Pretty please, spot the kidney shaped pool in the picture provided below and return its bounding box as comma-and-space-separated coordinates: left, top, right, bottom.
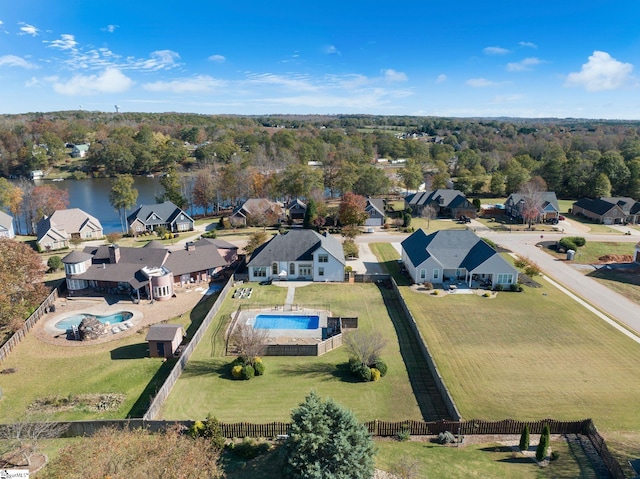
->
55, 311, 133, 331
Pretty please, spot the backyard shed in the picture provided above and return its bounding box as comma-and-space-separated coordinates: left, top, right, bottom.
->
145, 324, 184, 358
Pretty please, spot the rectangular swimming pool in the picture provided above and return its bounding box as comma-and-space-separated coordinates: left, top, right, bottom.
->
254, 314, 320, 330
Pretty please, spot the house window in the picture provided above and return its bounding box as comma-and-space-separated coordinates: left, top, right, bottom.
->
419, 269, 426, 280
497, 273, 514, 284
289, 263, 295, 275
318, 254, 328, 263
319, 267, 324, 277
254, 267, 266, 278
272, 263, 278, 275
433, 269, 439, 280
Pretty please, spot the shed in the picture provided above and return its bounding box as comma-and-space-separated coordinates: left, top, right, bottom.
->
145, 324, 184, 358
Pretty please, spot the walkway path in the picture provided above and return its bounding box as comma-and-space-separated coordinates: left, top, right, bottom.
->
285, 286, 295, 306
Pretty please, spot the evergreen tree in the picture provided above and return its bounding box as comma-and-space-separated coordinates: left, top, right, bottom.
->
535, 424, 550, 461
519, 424, 530, 451
303, 199, 317, 229
283, 391, 375, 479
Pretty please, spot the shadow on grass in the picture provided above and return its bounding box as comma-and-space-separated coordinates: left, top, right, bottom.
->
480, 445, 516, 453
279, 362, 360, 383
126, 358, 178, 418
110, 342, 148, 360
223, 445, 283, 479
179, 359, 231, 379
496, 456, 535, 464
588, 266, 640, 287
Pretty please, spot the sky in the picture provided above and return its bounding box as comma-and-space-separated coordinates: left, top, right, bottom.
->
1, 1, 639, 119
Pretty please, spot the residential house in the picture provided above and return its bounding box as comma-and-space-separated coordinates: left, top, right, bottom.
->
0, 211, 15, 239
36, 208, 103, 251
286, 198, 307, 221
71, 143, 90, 158
127, 200, 194, 234
405, 189, 476, 219
229, 198, 283, 227
364, 197, 386, 226
571, 198, 629, 224
145, 324, 184, 358
62, 239, 230, 300
401, 229, 518, 287
635, 242, 640, 264
247, 229, 345, 282
504, 192, 560, 223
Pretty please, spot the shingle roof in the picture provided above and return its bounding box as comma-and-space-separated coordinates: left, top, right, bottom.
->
366, 197, 385, 216
164, 242, 228, 276
36, 208, 102, 242
573, 198, 620, 216
405, 189, 470, 208
62, 250, 93, 263
506, 192, 559, 212
127, 201, 192, 226
248, 229, 345, 266
603, 197, 637, 214
145, 324, 183, 342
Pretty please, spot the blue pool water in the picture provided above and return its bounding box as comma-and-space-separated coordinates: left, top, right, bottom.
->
55, 311, 133, 331
254, 314, 319, 330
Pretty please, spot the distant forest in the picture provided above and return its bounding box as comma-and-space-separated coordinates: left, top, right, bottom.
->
1, 111, 640, 202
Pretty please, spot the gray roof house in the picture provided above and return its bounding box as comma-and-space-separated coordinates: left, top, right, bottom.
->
127, 200, 194, 234
247, 229, 345, 282
571, 198, 633, 224
365, 197, 386, 226
505, 192, 559, 222
401, 229, 517, 287
71, 143, 90, 158
36, 208, 103, 251
0, 211, 15, 239
405, 189, 476, 219
230, 198, 284, 227
286, 198, 307, 220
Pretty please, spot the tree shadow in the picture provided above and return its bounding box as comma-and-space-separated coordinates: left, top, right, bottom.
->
480, 445, 516, 453
110, 342, 148, 360
278, 362, 359, 383
126, 358, 177, 418
496, 456, 535, 464
179, 359, 230, 379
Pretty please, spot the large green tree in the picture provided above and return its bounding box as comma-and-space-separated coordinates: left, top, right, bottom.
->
283, 391, 375, 479
109, 175, 139, 233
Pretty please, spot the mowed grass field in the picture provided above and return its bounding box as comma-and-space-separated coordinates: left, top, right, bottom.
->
0, 294, 217, 422
371, 242, 640, 464
160, 283, 422, 422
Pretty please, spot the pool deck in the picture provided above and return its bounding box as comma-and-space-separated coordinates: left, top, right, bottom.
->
236, 307, 330, 344
33, 284, 209, 347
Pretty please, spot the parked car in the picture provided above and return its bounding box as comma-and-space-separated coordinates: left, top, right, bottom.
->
458, 215, 471, 223
546, 217, 559, 225
558, 215, 566, 221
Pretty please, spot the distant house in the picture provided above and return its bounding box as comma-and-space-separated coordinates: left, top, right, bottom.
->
286, 198, 307, 221
62, 239, 230, 300
230, 198, 283, 227
30, 170, 44, 180
0, 211, 15, 239
127, 200, 194, 234
36, 208, 103, 251
505, 192, 559, 223
635, 242, 640, 264
71, 143, 90, 158
247, 229, 345, 282
146, 324, 184, 358
571, 198, 633, 225
401, 229, 517, 287
405, 189, 476, 219
364, 197, 385, 226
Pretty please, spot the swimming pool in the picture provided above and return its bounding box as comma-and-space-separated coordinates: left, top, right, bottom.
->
54, 311, 133, 331
253, 314, 320, 330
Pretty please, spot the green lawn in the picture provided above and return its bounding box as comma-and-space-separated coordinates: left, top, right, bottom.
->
545, 241, 635, 264
0, 294, 218, 422
160, 283, 422, 422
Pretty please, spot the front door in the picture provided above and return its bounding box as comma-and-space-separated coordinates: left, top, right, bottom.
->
299, 265, 312, 278
157, 343, 165, 357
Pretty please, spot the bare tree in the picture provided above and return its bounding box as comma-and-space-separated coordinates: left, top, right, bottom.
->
420, 204, 437, 230
0, 413, 69, 468
518, 177, 546, 228
344, 330, 388, 366
230, 324, 269, 363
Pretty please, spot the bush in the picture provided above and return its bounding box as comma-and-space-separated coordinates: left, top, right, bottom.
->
202, 230, 217, 239
189, 420, 205, 438
396, 427, 411, 442
494, 283, 504, 291
231, 437, 271, 460
423, 281, 433, 290
202, 414, 226, 450
253, 361, 265, 376
483, 292, 491, 297
370, 368, 381, 381
524, 263, 541, 277
343, 239, 359, 258
231, 365, 243, 379
551, 451, 560, 461
47, 255, 64, 272
510, 283, 523, 292
536, 424, 550, 461
436, 431, 456, 444
349, 360, 372, 382
519, 424, 530, 451
558, 237, 577, 252
373, 359, 388, 377
241, 365, 255, 380
569, 236, 586, 247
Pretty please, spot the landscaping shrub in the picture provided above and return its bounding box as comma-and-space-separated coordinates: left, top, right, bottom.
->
514, 256, 529, 269
231, 365, 243, 379
569, 236, 586, 247
253, 360, 265, 376
47, 255, 63, 272
202, 414, 226, 450
370, 368, 381, 381
349, 361, 372, 382
483, 292, 491, 297
241, 365, 255, 380
189, 420, 205, 438
536, 424, 550, 461
524, 263, 541, 277
510, 283, 523, 292
494, 284, 504, 291
396, 427, 411, 442
519, 424, 530, 451
230, 437, 271, 460
558, 237, 577, 252
423, 281, 433, 290
551, 451, 560, 461
436, 431, 456, 444
202, 230, 217, 239
373, 359, 388, 377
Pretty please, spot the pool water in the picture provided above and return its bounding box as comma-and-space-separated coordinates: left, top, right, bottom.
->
55, 311, 133, 331
254, 314, 320, 330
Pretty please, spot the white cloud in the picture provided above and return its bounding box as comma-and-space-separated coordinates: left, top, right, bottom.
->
565, 51, 634, 91
53, 67, 134, 95
18, 22, 38, 36
143, 75, 224, 93
519, 41, 537, 48
435, 74, 447, 84
383, 69, 407, 82
208, 54, 226, 63
25, 77, 42, 87
466, 78, 499, 87
102, 24, 119, 33
483, 46, 509, 55
0, 55, 37, 69
325, 45, 340, 55
47, 34, 78, 51
245, 73, 319, 92
507, 57, 543, 72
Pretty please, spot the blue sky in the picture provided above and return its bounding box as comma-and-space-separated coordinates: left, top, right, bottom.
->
1, 1, 639, 119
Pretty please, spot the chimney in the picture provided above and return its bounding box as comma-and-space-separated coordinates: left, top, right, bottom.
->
186, 241, 195, 252
109, 244, 120, 264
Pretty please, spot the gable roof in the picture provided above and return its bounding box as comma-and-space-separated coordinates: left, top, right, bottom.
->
365, 197, 385, 216
286, 198, 307, 210
164, 241, 228, 276
405, 189, 471, 209
232, 198, 282, 219
248, 229, 345, 266
145, 324, 183, 342
573, 198, 623, 216
402, 229, 499, 271
506, 192, 559, 212
0, 211, 13, 232
602, 197, 637, 214
36, 208, 102, 242
127, 201, 193, 226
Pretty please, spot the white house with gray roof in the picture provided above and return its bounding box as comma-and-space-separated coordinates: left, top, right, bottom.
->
127, 200, 194, 234
36, 208, 103, 251
247, 229, 345, 282
365, 197, 386, 226
0, 211, 15, 239
401, 229, 517, 287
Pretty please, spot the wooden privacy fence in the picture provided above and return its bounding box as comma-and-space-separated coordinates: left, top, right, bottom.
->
0, 281, 64, 365
143, 276, 234, 420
